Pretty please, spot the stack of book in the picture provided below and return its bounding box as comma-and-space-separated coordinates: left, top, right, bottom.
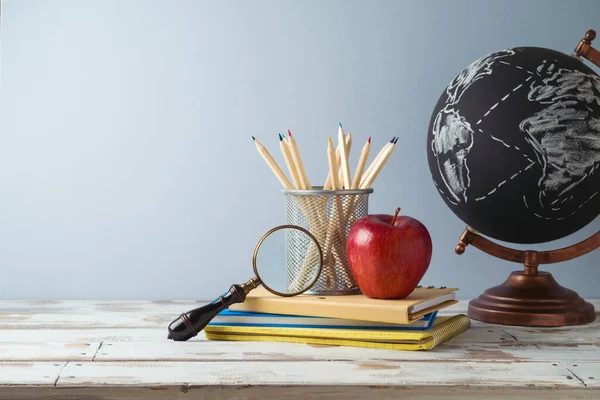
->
205, 286, 470, 351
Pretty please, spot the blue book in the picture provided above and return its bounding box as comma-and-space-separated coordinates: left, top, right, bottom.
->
208, 309, 437, 330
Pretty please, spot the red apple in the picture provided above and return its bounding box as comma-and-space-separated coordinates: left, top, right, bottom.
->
347, 208, 432, 299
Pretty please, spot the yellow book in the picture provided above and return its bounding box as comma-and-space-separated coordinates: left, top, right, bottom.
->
205, 314, 471, 351
230, 286, 458, 325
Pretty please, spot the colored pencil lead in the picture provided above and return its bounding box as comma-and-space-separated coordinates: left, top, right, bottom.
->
252, 136, 256, 141
368, 137, 371, 143
288, 129, 292, 137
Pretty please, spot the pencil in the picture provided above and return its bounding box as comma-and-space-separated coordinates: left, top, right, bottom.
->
338, 123, 351, 189
360, 137, 398, 189
279, 133, 301, 189
325, 136, 344, 280
287, 130, 312, 190
325, 131, 352, 190
324, 151, 336, 189
351, 137, 371, 189
253, 136, 293, 189
327, 137, 340, 190
338, 130, 352, 188
361, 136, 395, 186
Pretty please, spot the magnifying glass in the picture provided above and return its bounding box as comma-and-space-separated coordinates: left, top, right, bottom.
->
167, 225, 323, 341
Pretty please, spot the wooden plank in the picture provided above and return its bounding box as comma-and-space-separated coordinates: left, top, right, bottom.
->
563, 363, 600, 388
0, 324, 510, 344
0, 299, 597, 331
0, 300, 202, 313
0, 362, 65, 386
56, 360, 586, 388
440, 300, 600, 314
0, 323, 510, 343
503, 319, 600, 345
93, 340, 600, 363
531, 345, 600, 363
0, 385, 595, 400
0, 309, 179, 329
0, 329, 171, 343
442, 323, 515, 344
0, 342, 100, 361
94, 339, 509, 362
0, 301, 201, 329
0, 338, 592, 366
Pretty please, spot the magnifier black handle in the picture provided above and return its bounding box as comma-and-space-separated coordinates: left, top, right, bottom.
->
167, 284, 247, 341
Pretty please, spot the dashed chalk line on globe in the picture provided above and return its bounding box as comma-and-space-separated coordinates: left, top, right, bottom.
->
498, 60, 537, 76
474, 160, 536, 202
477, 128, 534, 164
570, 190, 598, 216
476, 80, 527, 126
561, 195, 574, 204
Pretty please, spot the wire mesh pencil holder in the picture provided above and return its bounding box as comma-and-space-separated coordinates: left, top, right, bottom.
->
282, 187, 374, 295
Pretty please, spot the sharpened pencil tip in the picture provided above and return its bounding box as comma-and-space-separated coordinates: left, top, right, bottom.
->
389, 137, 395, 143
328, 136, 333, 144
278, 133, 283, 141
338, 122, 343, 128
287, 129, 292, 137
393, 137, 399, 144
252, 136, 256, 141
368, 137, 371, 143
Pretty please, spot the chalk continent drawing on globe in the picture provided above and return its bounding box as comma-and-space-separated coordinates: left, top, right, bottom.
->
430, 47, 600, 223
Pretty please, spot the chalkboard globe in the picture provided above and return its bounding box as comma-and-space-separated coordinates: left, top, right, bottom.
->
428, 47, 600, 244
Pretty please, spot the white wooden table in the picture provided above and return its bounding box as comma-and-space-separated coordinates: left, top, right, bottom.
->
0, 300, 598, 399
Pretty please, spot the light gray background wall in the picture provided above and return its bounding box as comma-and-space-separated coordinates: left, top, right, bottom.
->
1, 0, 599, 300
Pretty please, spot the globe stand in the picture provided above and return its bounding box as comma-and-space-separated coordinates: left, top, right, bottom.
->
455, 228, 599, 327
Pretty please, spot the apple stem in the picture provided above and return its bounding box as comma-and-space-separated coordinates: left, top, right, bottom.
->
391, 207, 401, 226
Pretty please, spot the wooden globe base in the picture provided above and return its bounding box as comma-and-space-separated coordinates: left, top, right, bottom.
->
468, 270, 595, 326
456, 227, 600, 327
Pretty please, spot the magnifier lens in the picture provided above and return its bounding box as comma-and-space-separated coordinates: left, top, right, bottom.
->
167, 225, 323, 341
255, 226, 322, 296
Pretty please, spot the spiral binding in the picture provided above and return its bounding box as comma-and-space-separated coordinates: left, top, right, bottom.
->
430, 314, 471, 349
